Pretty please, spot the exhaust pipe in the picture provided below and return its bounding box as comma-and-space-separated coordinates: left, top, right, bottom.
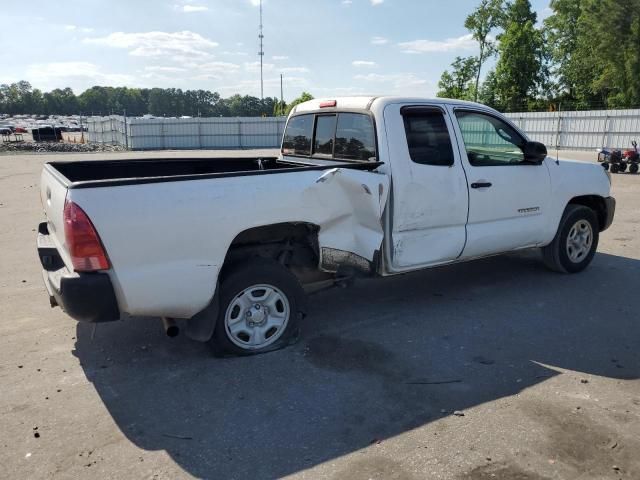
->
162, 317, 180, 338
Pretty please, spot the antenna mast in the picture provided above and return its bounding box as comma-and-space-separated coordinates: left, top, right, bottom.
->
258, 0, 264, 101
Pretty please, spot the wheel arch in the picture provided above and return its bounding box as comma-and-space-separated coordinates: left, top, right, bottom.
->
567, 195, 608, 232
222, 221, 321, 273
186, 222, 320, 343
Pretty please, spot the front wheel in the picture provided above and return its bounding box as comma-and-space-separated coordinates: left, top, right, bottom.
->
210, 259, 307, 356
629, 163, 639, 174
541, 205, 599, 274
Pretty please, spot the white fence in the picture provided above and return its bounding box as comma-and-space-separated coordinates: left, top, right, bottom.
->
87, 116, 287, 150
87, 109, 640, 151
505, 109, 640, 151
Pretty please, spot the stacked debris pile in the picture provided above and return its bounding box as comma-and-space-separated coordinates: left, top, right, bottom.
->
0, 142, 126, 154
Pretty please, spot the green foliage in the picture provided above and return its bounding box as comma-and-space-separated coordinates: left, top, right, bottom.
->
285, 92, 314, 115
0, 82, 305, 117
493, 0, 546, 111
464, 0, 505, 101
437, 57, 479, 100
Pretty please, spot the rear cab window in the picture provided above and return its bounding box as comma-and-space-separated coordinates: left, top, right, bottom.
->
282, 115, 313, 156
282, 112, 376, 162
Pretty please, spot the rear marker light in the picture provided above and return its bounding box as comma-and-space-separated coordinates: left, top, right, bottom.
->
63, 200, 110, 272
320, 100, 337, 108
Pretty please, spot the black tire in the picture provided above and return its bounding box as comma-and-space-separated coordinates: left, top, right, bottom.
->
602, 162, 610, 171
610, 163, 620, 174
210, 259, 307, 356
541, 205, 599, 274
619, 162, 628, 172
630, 163, 639, 174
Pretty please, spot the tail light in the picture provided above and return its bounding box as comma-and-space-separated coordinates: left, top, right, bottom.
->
320, 100, 337, 108
63, 199, 110, 272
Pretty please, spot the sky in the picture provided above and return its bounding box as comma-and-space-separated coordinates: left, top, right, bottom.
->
0, 0, 552, 101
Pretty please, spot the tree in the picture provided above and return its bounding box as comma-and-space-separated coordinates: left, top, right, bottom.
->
465, 0, 505, 101
285, 92, 314, 114
0, 81, 313, 118
437, 56, 478, 100
493, 0, 546, 111
478, 69, 500, 109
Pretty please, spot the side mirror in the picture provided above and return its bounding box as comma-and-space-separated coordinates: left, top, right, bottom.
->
523, 141, 547, 163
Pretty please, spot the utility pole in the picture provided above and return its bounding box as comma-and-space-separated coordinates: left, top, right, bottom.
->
280, 73, 284, 116
258, 0, 264, 101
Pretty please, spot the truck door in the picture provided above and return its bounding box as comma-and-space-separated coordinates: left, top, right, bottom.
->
449, 107, 551, 258
384, 104, 469, 271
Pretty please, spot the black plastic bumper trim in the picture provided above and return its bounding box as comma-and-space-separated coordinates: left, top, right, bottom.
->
37, 222, 120, 323
602, 196, 616, 231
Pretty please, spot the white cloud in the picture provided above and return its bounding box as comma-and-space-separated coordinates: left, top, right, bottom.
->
398, 34, 476, 54
353, 72, 433, 95
64, 24, 93, 33
281, 67, 310, 74
244, 61, 275, 73
195, 61, 241, 73
144, 66, 187, 73
25, 62, 133, 91
342, 0, 353, 5
222, 51, 249, 56
371, 36, 388, 45
181, 4, 209, 12
352, 60, 377, 68
370, 0, 384, 5
272, 55, 289, 61
84, 31, 218, 59
244, 62, 309, 75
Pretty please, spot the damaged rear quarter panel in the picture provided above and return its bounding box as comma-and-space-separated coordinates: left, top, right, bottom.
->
302, 167, 390, 272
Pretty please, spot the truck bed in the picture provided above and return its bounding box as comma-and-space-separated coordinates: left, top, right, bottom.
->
47, 156, 382, 189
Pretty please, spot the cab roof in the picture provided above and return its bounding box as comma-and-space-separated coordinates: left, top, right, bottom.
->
292, 96, 492, 114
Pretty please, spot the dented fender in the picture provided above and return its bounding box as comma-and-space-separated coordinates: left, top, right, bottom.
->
304, 167, 390, 272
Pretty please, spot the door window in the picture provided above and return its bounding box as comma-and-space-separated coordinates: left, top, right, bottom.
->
455, 111, 526, 166
402, 109, 454, 166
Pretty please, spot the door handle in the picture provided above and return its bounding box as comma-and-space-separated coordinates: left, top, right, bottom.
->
471, 182, 492, 189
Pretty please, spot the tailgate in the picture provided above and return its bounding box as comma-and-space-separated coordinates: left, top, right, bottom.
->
40, 164, 72, 269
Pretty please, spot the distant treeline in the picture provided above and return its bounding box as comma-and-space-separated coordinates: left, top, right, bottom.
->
0, 81, 314, 117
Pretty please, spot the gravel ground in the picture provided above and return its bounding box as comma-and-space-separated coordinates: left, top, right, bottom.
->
0, 149, 638, 480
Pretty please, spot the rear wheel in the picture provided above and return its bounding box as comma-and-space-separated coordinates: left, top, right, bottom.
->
610, 163, 620, 173
210, 259, 306, 356
630, 163, 639, 174
542, 205, 599, 274
619, 162, 628, 172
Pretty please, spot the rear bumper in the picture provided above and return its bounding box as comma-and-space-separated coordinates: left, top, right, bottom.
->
37, 222, 120, 323
602, 196, 616, 232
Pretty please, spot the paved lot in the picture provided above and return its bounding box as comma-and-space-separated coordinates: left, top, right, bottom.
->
0, 149, 639, 480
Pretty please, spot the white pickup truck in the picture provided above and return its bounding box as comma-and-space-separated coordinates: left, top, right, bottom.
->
37, 96, 615, 355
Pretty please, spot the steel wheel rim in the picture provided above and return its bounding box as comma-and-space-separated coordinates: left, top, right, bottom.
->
566, 220, 593, 263
224, 284, 290, 350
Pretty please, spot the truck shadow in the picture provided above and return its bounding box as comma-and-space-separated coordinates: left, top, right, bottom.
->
73, 251, 639, 479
